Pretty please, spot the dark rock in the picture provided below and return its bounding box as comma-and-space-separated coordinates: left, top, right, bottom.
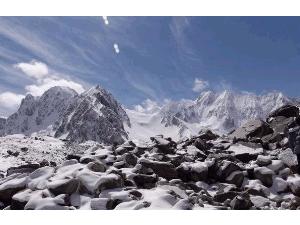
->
123, 153, 138, 167
213, 191, 239, 203
229, 119, 273, 140
256, 155, 272, 167
106, 199, 123, 210
253, 167, 274, 187
140, 159, 177, 180
198, 129, 219, 141
20, 147, 28, 152
176, 162, 208, 182
226, 171, 244, 187
87, 161, 106, 172
66, 154, 81, 161
39, 159, 50, 167
269, 104, 299, 119
218, 161, 241, 179
7, 164, 40, 176
234, 152, 258, 163
48, 178, 80, 195
7, 150, 20, 157
150, 136, 176, 154
230, 195, 253, 210
132, 174, 158, 189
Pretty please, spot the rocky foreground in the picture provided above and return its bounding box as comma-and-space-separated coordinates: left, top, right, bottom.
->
1, 104, 300, 210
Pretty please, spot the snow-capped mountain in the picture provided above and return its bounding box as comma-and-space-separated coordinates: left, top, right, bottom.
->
54, 85, 130, 144
0, 85, 293, 144
126, 90, 292, 141
4, 86, 77, 136
0, 85, 130, 145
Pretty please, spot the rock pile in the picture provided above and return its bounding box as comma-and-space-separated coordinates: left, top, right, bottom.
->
1, 104, 300, 210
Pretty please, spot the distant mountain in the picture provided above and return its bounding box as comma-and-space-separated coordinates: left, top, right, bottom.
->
126, 90, 292, 141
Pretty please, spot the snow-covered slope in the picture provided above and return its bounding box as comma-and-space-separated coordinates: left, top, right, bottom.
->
4, 86, 77, 136
126, 90, 292, 141
54, 85, 130, 144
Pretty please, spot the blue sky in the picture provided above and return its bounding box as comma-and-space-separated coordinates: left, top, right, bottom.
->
0, 16, 300, 116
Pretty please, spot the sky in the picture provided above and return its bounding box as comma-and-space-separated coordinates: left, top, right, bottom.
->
0, 16, 300, 116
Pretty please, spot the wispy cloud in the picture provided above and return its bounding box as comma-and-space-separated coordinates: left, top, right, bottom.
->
102, 16, 109, 25
0, 92, 25, 116
192, 78, 209, 92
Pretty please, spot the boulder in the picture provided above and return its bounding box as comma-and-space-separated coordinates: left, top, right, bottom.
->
230, 195, 253, 210
198, 129, 219, 141
278, 148, 298, 171
217, 161, 241, 179
150, 136, 176, 154
229, 119, 273, 140
86, 161, 106, 172
269, 104, 299, 119
272, 177, 288, 193
213, 191, 239, 203
250, 196, 271, 209
96, 173, 123, 192
287, 175, 300, 196
225, 171, 244, 187
47, 178, 80, 195
123, 153, 138, 167
267, 160, 285, 174
256, 155, 272, 167
176, 161, 209, 182
254, 167, 274, 187
132, 174, 158, 189
90, 198, 109, 210
139, 159, 177, 180
0, 174, 28, 204
6, 164, 40, 176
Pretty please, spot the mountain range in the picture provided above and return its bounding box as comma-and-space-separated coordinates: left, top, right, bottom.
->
0, 85, 295, 143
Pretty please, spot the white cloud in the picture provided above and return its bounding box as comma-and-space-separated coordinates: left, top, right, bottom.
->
113, 43, 120, 54
15, 60, 85, 96
14, 60, 48, 80
25, 77, 85, 96
102, 16, 109, 25
192, 78, 209, 92
134, 99, 161, 113
0, 92, 25, 110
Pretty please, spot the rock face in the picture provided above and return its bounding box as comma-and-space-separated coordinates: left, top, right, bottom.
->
55, 85, 130, 144
269, 104, 299, 119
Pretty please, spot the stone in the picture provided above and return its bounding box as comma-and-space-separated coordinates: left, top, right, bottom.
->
229, 119, 273, 140
256, 155, 272, 167
198, 129, 219, 141
213, 191, 239, 203
90, 198, 109, 210
287, 175, 300, 196
176, 161, 209, 182
96, 173, 123, 192
47, 178, 80, 195
267, 160, 285, 174
253, 167, 274, 187
7, 164, 40, 176
230, 195, 253, 210
132, 174, 158, 189
139, 159, 177, 180
150, 136, 176, 154
123, 153, 138, 167
87, 161, 106, 172
226, 171, 244, 187
250, 196, 271, 208
272, 177, 288, 193
278, 148, 298, 171
0, 174, 28, 204
269, 104, 299, 119
218, 161, 241, 179
278, 168, 291, 180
